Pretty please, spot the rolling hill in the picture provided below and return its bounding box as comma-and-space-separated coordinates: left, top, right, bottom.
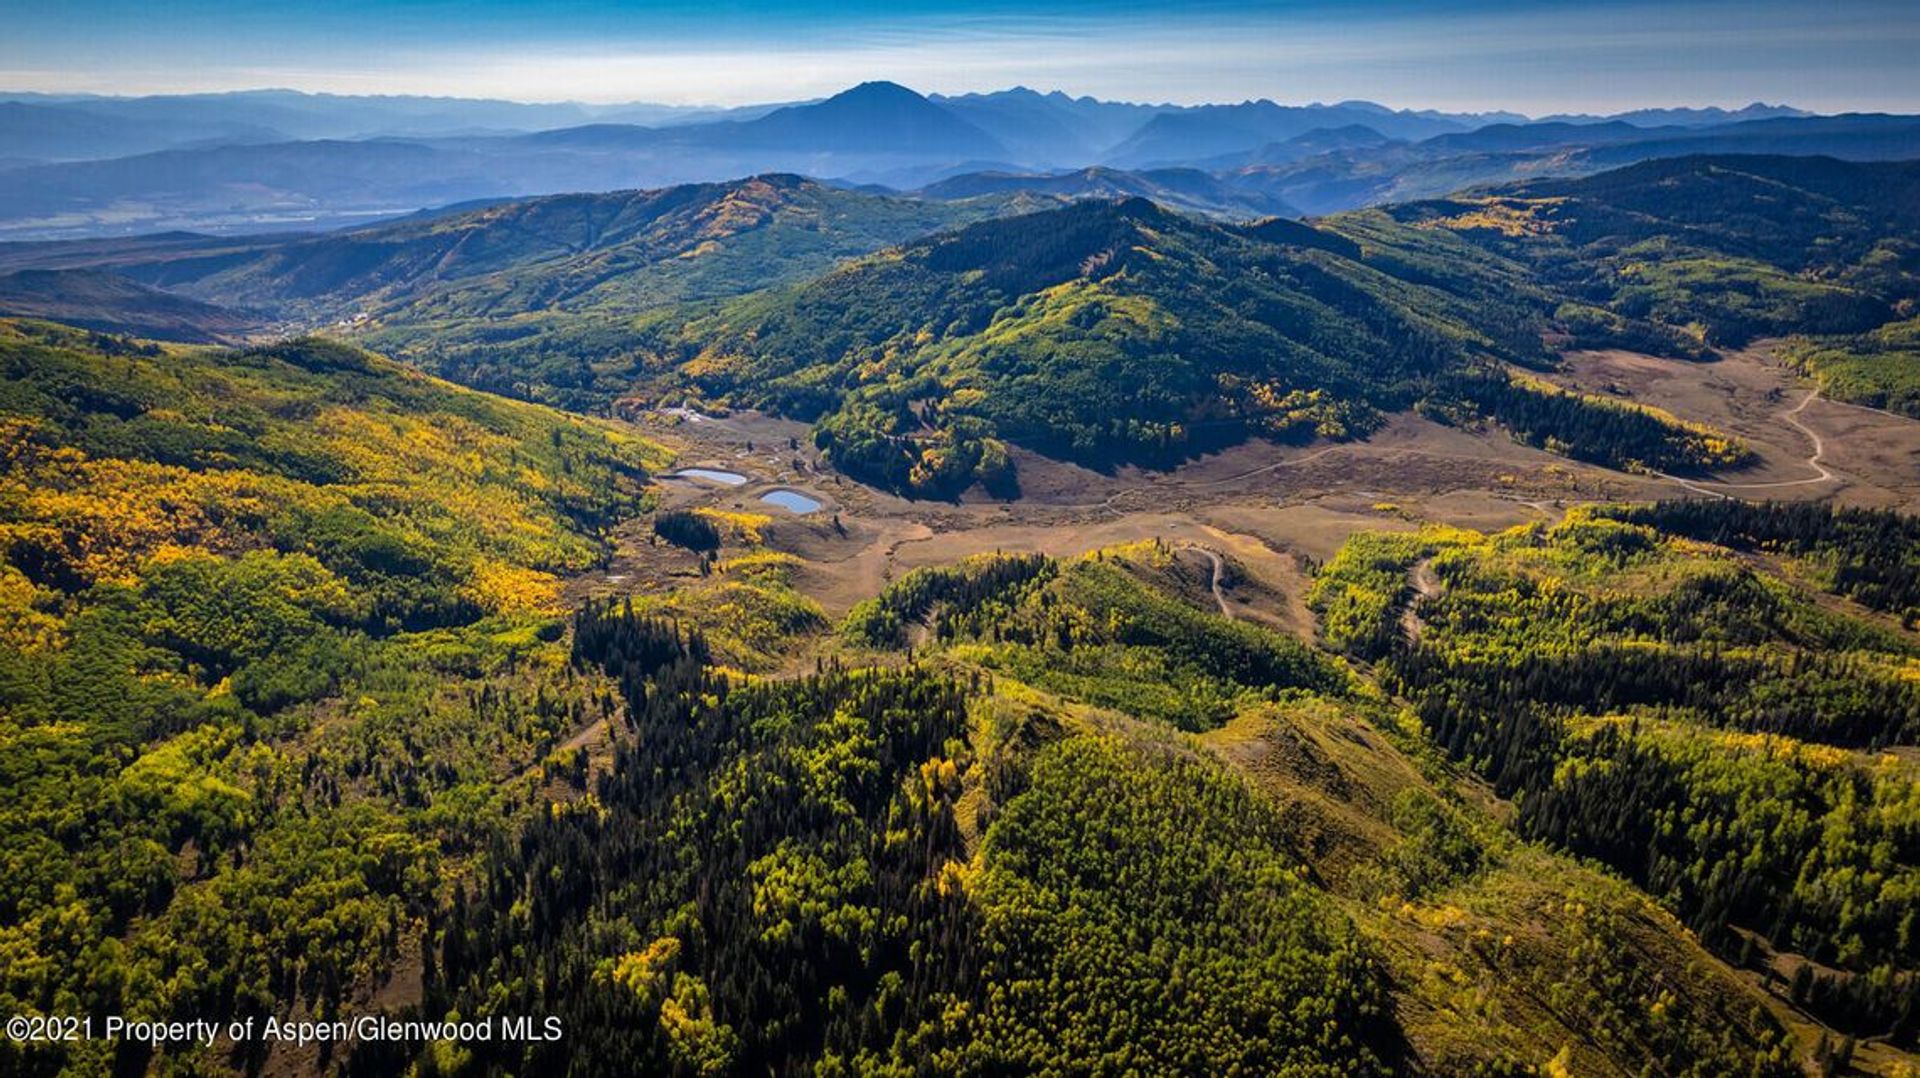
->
0, 268, 261, 342
1103, 100, 1478, 167
537, 154, 1915, 498
1224, 114, 1920, 215
914, 165, 1298, 219
1310, 507, 1920, 1059
99, 173, 1005, 318
442, 535, 1826, 1075
142, 175, 1034, 404
621, 194, 1754, 496
0, 317, 687, 1077
1346, 155, 1920, 348
641, 196, 1517, 494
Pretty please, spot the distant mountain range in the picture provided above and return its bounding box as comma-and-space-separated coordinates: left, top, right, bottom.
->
1104, 100, 1479, 168
1215, 112, 1920, 215
0, 175, 1030, 346
0, 88, 791, 160
0, 81, 1909, 239
2, 85, 1804, 165
1538, 103, 1808, 126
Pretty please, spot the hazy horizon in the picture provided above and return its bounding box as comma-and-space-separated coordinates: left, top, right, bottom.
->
0, 80, 1827, 119
5, 0, 1917, 115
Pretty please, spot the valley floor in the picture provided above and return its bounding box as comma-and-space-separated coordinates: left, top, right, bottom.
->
586, 342, 1920, 624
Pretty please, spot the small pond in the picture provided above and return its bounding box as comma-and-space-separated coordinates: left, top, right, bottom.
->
667, 468, 749, 486
759, 489, 823, 515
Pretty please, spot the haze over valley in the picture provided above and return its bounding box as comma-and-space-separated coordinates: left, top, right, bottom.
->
5, 81, 1915, 238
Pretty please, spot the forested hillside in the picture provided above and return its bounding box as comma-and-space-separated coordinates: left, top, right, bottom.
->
125, 176, 994, 317
1781, 316, 1920, 418
383, 540, 1815, 1076
0, 268, 261, 343
622, 197, 1747, 496
1351, 156, 1920, 351
336, 155, 1915, 500
1310, 508, 1920, 1052
79, 176, 1022, 407
0, 320, 667, 1076
361, 156, 1920, 481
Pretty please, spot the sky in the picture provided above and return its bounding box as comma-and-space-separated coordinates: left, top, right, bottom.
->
4, 0, 1918, 114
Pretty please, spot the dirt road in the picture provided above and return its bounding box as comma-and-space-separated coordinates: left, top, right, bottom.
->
1657, 389, 1834, 499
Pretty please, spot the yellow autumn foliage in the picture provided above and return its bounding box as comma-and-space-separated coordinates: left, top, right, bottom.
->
461, 557, 563, 616
693, 507, 774, 544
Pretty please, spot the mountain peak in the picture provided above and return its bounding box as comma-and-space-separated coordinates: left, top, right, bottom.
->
738, 80, 1006, 157
834, 80, 926, 104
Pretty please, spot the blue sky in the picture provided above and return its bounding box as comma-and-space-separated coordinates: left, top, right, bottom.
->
5, 0, 1917, 113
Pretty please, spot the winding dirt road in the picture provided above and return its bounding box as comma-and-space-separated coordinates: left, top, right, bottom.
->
1657, 389, 1834, 500
1195, 547, 1232, 619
